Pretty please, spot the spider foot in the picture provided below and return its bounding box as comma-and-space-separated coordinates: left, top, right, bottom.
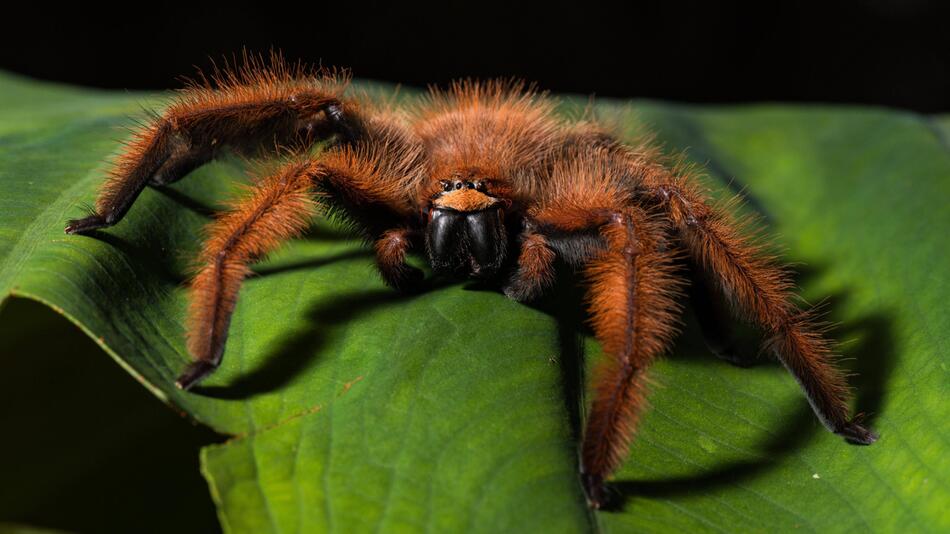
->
836, 418, 879, 445
582, 472, 608, 510
502, 279, 542, 303
175, 360, 219, 391
64, 214, 108, 235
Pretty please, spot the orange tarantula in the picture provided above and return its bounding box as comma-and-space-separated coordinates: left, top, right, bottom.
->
64, 56, 876, 508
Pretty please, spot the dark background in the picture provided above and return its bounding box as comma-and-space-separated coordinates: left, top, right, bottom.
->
1, 1, 948, 112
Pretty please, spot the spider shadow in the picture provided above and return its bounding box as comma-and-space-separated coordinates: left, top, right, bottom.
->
647, 110, 776, 227
672, 264, 896, 429
503, 260, 896, 512
516, 266, 591, 444
464, 263, 592, 444
152, 183, 359, 242
600, 263, 897, 510
251, 249, 373, 277
193, 278, 450, 400
189, 248, 895, 510
77, 230, 186, 286
151, 185, 218, 219
79, 224, 369, 285
607, 403, 817, 506
796, 265, 896, 431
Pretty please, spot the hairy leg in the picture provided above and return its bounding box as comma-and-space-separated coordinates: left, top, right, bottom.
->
520, 201, 682, 507
375, 228, 423, 290
178, 160, 318, 389
503, 221, 556, 301
178, 144, 418, 389
578, 209, 683, 508
66, 60, 356, 235
649, 178, 877, 444
505, 199, 623, 302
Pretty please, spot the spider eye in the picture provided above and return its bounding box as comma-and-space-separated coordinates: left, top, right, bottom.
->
466, 181, 475, 189
441, 181, 452, 192
455, 181, 463, 190
475, 181, 487, 192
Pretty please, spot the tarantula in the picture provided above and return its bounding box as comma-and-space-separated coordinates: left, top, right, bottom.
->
64, 56, 877, 508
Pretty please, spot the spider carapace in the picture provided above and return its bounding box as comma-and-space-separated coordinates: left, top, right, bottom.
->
64, 56, 877, 509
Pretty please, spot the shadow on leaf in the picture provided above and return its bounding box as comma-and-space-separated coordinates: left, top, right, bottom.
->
79, 230, 186, 286
194, 279, 452, 400
252, 249, 373, 277
184, 239, 896, 511
152, 184, 218, 218
152, 182, 362, 243
600, 264, 897, 511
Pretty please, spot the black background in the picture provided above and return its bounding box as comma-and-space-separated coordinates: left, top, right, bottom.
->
1, 1, 947, 112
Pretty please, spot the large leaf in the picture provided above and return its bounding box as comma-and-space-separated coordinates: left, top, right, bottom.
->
0, 71, 947, 533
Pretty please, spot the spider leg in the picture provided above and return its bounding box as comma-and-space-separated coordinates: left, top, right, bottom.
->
580, 209, 683, 509
504, 211, 612, 302
687, 259, 755, 366
375, 228, 424, 290
178, 159, 319, 389
66, 64, 356, 235
503, 221, 556, 301
521, 204, 683, 508
648, 179, 878, 444
178, 146, 417, 390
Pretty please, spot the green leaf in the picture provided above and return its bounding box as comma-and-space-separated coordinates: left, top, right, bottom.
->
1, 71, 947, 533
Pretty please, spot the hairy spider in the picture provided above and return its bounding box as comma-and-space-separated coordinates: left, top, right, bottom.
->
64, 55, 877, 509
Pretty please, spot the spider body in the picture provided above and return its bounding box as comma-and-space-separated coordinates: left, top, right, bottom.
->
64, 56, 876, 509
